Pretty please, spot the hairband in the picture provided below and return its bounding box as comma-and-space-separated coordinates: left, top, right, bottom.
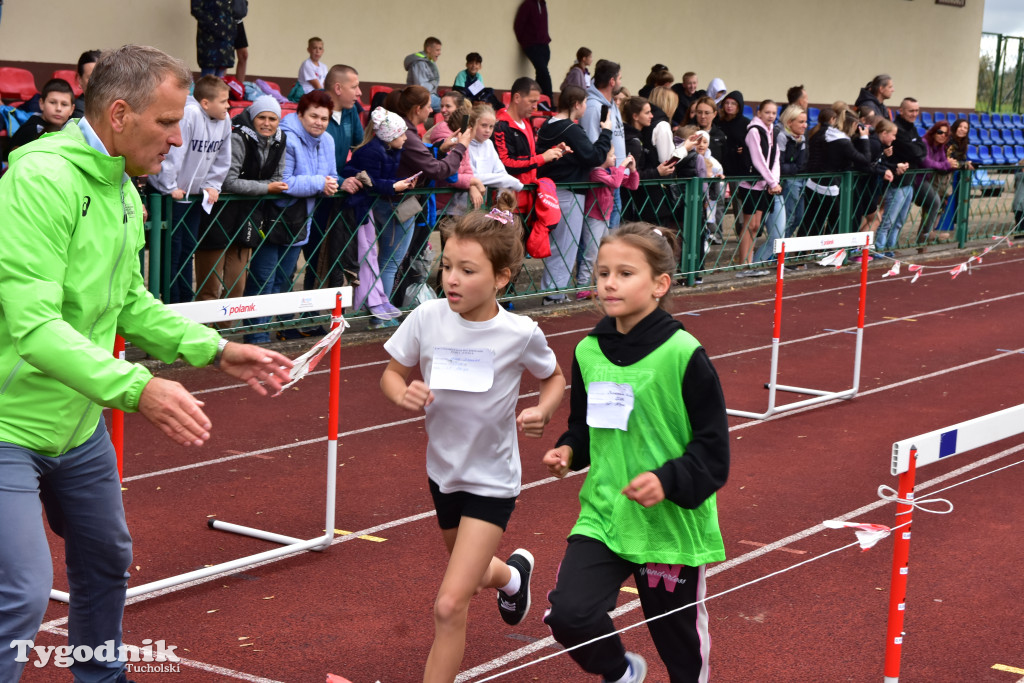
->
487, 208, 513, 224
652, 228, 665, 238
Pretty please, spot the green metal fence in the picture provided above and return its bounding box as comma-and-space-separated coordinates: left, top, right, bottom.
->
142, 165, 1023, 338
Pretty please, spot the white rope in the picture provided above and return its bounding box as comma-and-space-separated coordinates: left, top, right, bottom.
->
470, 454, 1024, 682
473, 538, 862, 682
876, 485, 954, 515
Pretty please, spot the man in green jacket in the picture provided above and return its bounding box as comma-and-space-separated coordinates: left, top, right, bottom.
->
0, 45, 293, 682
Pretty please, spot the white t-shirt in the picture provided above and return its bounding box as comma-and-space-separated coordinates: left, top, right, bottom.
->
384, 298, 558, 498
299, 59, 327, 94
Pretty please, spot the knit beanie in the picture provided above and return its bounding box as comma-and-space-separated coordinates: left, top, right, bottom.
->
371, 107, 408, 143
248, 95, 282, 120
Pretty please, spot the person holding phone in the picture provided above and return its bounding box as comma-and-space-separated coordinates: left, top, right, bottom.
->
429, 90, 485, 214
621, 96, 699, 228
535, 85, 613, 304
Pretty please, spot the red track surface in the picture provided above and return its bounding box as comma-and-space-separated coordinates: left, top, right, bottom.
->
28, 245, 1024, 683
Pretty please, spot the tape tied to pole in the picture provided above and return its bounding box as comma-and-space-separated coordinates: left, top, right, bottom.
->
876, 485, 954, 515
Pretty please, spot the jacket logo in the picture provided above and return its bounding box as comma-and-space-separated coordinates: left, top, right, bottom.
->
82, 196, 92, 217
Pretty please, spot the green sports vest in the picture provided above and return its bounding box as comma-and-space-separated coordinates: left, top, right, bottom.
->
570, 331, 726, 566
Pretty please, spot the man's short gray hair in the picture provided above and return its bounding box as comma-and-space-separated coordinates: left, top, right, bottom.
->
85, 45, 192, 121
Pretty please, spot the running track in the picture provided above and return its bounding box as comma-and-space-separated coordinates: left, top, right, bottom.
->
26, 244, 1024, 683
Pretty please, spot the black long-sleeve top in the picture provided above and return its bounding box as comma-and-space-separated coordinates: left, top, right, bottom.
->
555, 308, 730, 509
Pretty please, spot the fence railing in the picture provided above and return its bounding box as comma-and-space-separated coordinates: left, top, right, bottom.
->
140, 165, 1023, 338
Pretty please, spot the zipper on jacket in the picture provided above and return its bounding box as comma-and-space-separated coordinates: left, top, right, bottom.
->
60, 181, 132, 455
0, 359, 25, 395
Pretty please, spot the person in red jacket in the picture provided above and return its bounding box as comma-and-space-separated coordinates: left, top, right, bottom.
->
492, 77, 564, 215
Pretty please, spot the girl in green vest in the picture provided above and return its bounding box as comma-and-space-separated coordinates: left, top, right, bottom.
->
542, 222, 730, 683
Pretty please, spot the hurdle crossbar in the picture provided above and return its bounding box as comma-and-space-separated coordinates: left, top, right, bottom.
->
726, 231, 873, 420
882, 403, 1024, 682
50, 287, 352, 604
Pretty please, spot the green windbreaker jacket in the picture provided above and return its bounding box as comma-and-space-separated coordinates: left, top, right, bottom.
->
0, 121, 220, 456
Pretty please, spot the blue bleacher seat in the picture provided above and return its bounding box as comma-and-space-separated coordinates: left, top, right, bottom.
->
1001, 114, 1015, 129
916, 125, 927, 137
1013, 129, 1024, 145
967, 144, 982, 165
935, 111, 946, 122
921, 111, 934, 127
743, 104, 753, 119
1012, 114, 1023, 129
979, 145, 994, 165
990, 113, 1006, 129
808, 106, 820, 122
947, 112, 958, 124
974, 167, 1006, 190
979, 128, 992, 144
992, 145, 1008, 165
980, 113, 993, 128
1006, 146, 1021, 164
969, 112, 981, 128
969, 128, 982, 145
989, 129, 1006, 145
1015, 145, 1024, 163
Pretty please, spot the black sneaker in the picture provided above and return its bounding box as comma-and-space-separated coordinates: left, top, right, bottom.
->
497, 548, 534, 626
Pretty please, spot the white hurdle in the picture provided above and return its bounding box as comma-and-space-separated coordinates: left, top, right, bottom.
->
50, 287, 352, 603
726, 232, 873, 420
883, 403, 1024, 682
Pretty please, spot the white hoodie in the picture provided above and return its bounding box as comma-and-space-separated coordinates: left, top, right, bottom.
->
468, 138, 524, 190
148, 96, 232, 197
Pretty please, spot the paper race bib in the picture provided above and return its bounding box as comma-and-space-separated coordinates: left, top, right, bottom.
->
430, 346, 494, 392
586, 382, 634, 431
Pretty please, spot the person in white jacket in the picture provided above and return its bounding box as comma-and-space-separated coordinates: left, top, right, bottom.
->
466, 104, 524, 191
148, 75, 233, 302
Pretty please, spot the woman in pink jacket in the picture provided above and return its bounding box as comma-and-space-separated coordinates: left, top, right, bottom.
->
735, 100, 782, 269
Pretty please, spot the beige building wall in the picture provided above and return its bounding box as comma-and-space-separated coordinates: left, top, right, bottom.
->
0, 0, 984, 109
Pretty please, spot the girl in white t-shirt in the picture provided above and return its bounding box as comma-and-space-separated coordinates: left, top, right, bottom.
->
380, 191, 566, 683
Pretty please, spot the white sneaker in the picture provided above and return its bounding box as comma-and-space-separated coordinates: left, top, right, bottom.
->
605, 651, 647, 683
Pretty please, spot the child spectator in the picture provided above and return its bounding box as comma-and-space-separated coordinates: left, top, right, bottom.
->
543, 222, 729, 683
195, 96, 287, 312
454, 52, 482, 91
691, 127, 725, 282
147, 75, 233, 304
298, 37, 327, 93
341, 107, 417, 324
536, 85, 613, 304
638, 63, 669, 99
578, 148, 639, 298
9, 79, 75, 151
404, 37, 443, 112
380, 192, 565, 682
466, 104, 524, 191
452, 52, 501, 108
737, 100, 782, 270
428, 91, 485, 212
560, 47, 593, 92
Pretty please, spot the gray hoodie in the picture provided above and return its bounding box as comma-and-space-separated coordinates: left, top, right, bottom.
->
404, 52, 439, 95
148, 95, 232, 196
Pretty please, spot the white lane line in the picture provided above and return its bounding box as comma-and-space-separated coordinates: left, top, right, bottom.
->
175, 253, 1024, 394
42, 345, 1023, 622
36, 626, 286, 683
125, 313, 1024, 483
454, 441, 1024, 682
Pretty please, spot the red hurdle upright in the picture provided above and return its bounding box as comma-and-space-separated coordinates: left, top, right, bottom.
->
727, 231, 874, 420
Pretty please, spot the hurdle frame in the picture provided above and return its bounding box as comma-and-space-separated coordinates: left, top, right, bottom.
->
50, 287, 352, 604
882, 403, 1024, 682
726, 231, 873, 420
